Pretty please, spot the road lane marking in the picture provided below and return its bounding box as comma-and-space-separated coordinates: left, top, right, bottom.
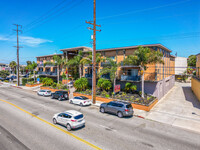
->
0, 99, 102, 150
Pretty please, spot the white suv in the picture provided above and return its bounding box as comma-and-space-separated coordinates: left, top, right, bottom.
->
52, 110, 85, 131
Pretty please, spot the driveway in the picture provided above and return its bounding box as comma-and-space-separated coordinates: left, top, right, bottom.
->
146, 82, 200, 133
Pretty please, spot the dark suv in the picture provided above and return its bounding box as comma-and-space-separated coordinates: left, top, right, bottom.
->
51, 91, 69, 101
100, 101, 133, 118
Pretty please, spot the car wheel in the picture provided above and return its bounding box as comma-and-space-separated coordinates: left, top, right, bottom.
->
100, 107, 105, 113
58, 96, 62, 101
117, 111, 123, 118
66, 124, 71, 131
53, 118, 57, 124
51, 95, 54, 99
80, 103, 83, 107
43, 94, 45, 97
70, 100, 73, 104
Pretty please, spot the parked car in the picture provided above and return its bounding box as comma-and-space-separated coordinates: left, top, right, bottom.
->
69, 96, 92, 106
51, 90, 69, 101
0, 77, 6, 81
100, 101, 134, 118
37, 90, 52, 96
52, 110, 85, 131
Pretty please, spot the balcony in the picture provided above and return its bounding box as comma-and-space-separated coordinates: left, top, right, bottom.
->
121, 62, 139, 68
37, 63, 44, 67
38, 72, 57, 76
121, 75, 141, 81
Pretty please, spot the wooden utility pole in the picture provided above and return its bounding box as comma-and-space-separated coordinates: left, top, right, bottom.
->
13, 24, 22, 86
86, 0, 101, 104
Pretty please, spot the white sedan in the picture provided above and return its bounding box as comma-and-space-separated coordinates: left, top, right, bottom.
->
37, 90, 51, 96
52, 110, 85, 131
69, 96, 92, 106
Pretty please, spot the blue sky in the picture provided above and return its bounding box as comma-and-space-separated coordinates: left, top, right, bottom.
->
0, 0, 199, 64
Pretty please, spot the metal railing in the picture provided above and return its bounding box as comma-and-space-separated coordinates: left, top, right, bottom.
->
121, 75, 141, 81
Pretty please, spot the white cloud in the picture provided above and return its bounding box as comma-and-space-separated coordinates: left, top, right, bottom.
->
0, 36, 8, 41
0, 35, 53, 47
20, 36, 53, 47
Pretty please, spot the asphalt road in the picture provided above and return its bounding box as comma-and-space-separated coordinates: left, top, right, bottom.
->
0, 85, 200, 150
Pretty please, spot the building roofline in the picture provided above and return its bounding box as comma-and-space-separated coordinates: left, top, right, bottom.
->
60, 46, 92, 52
97, 44, 172, 52
196, 53, 200, 56
36, 53, 62, 58
0, 63, 6, 65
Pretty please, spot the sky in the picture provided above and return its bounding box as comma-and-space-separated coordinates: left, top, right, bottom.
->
0, 0, 200, 64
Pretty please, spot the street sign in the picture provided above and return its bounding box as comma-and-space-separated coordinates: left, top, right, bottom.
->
37, 78, 40, 84
114, 84, 120, 93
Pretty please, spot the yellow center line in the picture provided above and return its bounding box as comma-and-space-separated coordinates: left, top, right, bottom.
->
0, 99, 102, 150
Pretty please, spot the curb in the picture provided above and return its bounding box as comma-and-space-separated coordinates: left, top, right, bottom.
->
11, 86, 23, 89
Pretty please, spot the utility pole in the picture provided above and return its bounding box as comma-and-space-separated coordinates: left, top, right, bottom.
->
86, 0, 101, 104
13, 24, 22, 86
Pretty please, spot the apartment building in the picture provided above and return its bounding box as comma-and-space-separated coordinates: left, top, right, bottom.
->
36, 54, 62, 78
0, 63, 11, 72
36, 44, 175, 99
82, 44, 175, 99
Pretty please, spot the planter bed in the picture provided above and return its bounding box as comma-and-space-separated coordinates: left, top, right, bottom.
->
40, 86, 68, 93
26, 83, 43, 87
73, 92, 158, 112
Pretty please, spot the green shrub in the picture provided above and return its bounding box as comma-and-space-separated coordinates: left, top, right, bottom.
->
22, 78, 34, 85
51, 82, 57, 88
101, 90, 109, 97
42, 77, 54, 86
61, 73, 67, 79
97, 78, 112, 91
74, 78, 89, 91
130, 85, 137, 92
125, 82, 132, 92
4, 80, 8, 83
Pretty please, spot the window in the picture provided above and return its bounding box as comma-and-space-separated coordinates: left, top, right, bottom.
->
74, 114, 83, 120
126, 104, 132, 109
63, 114, 71, 118
107, 102, 114, 106
116, 104, 123, 107
109, 56, 115, 60
58, 113, 63, 117
80, 96, 88, 100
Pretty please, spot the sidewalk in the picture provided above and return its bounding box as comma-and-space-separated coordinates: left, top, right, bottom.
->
146, 82, 200, 133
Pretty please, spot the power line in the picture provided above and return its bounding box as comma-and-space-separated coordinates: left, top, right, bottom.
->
97, 0, 191, 20
24, 0, 84, 33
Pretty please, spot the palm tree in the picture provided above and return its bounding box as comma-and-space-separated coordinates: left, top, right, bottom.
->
53, 55, 66, 84
123, 46, 164, 98
9, 61, 17, 74
31, 61, 37, 82
99, 58, 120, 94
80, 52, 101, 65
67, 51, 83, 78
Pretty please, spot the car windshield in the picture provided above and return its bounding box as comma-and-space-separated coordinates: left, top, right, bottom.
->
80, 96, 88, 100
74, 114, 83, 120
126, 104, 132, 109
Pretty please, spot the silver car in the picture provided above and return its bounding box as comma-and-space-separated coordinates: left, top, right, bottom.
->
37, 90, 51, 96
53, 110, 85, 131
100, 101, 134, 118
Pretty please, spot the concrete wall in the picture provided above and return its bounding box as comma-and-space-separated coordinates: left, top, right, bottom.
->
191, 77, 200, 101
175, 57, 187, 75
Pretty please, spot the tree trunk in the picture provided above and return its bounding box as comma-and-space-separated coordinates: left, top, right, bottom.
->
34, 71, 35, 82
79, 64, 82, 78
57, 65, 59, 84
113, 77, 116, 95
141, 67, 144, 98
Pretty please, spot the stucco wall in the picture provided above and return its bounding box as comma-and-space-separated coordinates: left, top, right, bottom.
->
175, 57, 187, 75
191, 77, 200, 101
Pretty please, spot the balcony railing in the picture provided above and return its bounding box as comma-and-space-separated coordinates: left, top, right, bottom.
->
121, 75, 141, 81
121, 62, 139, 67
37, 63, 44, 67
38, 72, 57, 76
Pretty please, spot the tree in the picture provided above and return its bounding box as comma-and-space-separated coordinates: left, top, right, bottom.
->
123, 46, 164, 98
80, 51, 102, 67
99, 58, 120, 94
26, 61, 32, 66
9, 61, 17, 74
74, 77, 89, 91
32, 61, 37, 82
188, 55, 196, 67
53, 55, 66, 84
0, 70, 10, 78
67, 51, 83, 78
